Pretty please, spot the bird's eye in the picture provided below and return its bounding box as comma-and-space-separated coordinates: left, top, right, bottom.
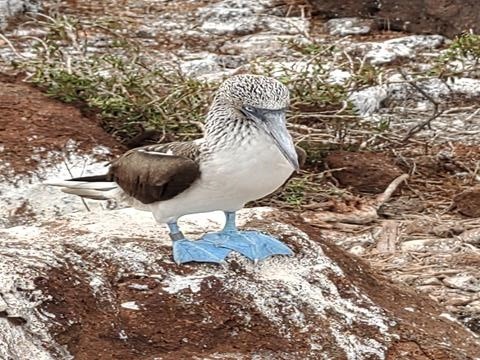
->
244, 105, 255, 112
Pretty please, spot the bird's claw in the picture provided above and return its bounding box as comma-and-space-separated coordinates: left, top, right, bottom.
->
201, 230, 293, 262
172, 239, 232, 264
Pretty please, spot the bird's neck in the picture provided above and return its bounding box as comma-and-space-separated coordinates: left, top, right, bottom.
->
203, 101, 254, 151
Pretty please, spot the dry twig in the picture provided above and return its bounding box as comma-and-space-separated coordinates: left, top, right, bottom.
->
302, 174, 409, 225
399, 70, 445, 142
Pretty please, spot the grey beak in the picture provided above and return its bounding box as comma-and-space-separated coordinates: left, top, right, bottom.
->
242, 107, 300, 171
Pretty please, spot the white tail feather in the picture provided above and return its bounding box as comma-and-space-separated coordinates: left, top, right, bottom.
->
44, 180, 118, 200
44, 180, 116, 190
61, 188, 111, 200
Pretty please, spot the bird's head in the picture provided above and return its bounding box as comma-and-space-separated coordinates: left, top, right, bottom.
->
216, 74, 290, 110
212, 74, 299, 171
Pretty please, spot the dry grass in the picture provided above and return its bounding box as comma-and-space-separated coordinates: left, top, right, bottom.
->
4, 14, 480, 213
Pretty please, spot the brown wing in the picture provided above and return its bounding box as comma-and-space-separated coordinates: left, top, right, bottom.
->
108, 142, 201, 204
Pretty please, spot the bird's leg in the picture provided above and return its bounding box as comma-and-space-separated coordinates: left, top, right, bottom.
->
168, 221, 231, 265
223, 211, 237, 232
167, 221, 185, 241
201, 211, 293, 262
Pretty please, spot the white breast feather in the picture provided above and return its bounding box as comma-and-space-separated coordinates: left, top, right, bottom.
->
146, 131, 294, 223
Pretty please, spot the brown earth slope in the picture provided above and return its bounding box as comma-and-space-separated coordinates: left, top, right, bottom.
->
0, 74, 123, 177
310, 0, 480, 38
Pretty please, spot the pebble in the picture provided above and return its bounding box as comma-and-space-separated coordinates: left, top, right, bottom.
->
459, 228, 480, 246
120, 301, 141, 311
401, 239, 430, 252
349, 245, 366, 256
325, 18, 373, 36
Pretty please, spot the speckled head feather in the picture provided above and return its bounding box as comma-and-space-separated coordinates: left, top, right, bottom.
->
214, 74, 290, 110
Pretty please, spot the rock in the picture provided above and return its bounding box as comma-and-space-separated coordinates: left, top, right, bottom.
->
325, 17, 373, 36
0, 0, 40, 30
446, 295, 474, 306
201, 0, 270, 17
262, 17, 310, 35
443, 274, 480, 292
387, 75, 480, 103
0, 207, 479, 359
401, 239, 431, 252
197, 0, 271, 35
0, 151, 112, 227
353, 35, 445, 65
453, 187, 480, 218
325, 151, 404, 194
327, 68, 351, 85
179, 53, 223, 78
419, 277, 443, 286
348, 85, 389, 117
220, 34, 310, 58
197, 0, 309, 36
201, 16, 259, 36
176, 52, 242, 82
467, 300, 480, 310
349, 74, 480, 117
348, 245, 366, 256
396, 274, 422, 286
310, 0, 480, 38
401, 238, 462, 252
249, 60, 351, 86
459, 228, 480, 245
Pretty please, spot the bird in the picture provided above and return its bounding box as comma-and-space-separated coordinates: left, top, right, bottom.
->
45, 74, 301, 265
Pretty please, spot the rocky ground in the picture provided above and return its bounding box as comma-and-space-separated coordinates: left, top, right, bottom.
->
1, 0, 480, 359
2, 206, 480, 359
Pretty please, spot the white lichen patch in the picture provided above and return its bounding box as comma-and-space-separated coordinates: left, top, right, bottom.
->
121, 301, 140, 311
89, 275, 106, 294
128, 283, 150, 291
162, 274, 213, 294
0, 240, 70, 359
330, 325, 386, 360
226, 232, 390, 335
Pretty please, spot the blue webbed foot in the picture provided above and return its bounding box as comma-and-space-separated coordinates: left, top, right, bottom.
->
201, 230, 293, 262
172, 239, 232, 264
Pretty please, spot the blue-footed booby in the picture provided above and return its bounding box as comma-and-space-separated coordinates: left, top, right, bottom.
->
46, 74, 301, 264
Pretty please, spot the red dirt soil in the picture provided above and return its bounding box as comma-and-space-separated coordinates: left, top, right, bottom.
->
34, 218, 480, 360
0, 74, 123, 176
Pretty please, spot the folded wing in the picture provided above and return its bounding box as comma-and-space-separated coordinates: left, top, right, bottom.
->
109, 143, 200, 204
45, 141, 201, 205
